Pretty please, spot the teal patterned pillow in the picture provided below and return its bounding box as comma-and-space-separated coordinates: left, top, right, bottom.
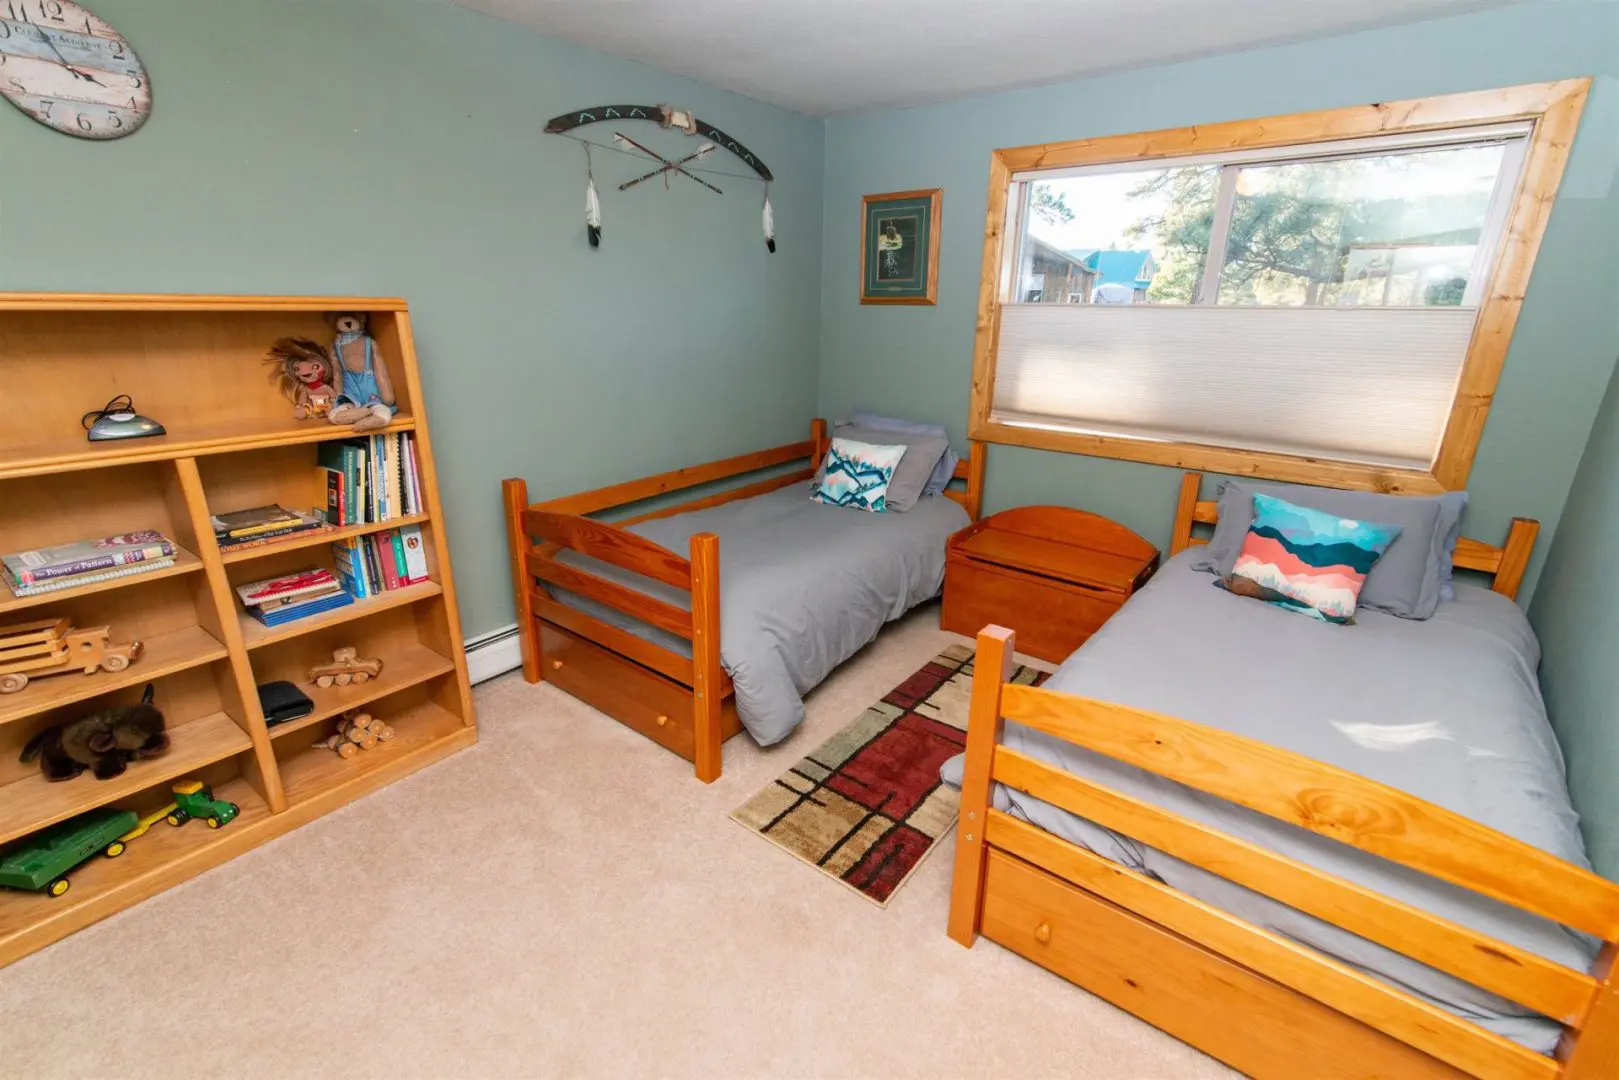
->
811, 437, 907, 512
1216, 493, 1401, 624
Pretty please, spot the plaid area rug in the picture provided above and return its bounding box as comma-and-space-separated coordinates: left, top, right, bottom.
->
730, 643, 1049, 906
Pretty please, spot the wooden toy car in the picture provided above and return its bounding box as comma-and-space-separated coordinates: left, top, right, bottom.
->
0, 618, 143, 694
308, 647, 382, 688
0, 808, 138, 897
164, 780, 239, 830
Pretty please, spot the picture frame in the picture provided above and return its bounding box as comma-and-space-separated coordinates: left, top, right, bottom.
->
860, 189, 942, 305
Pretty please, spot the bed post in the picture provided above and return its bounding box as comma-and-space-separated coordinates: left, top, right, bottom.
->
1170, 472, 1200, 557
810, 417, 829, 472
948, 624, 1014, 946
1493, 517, 1540, 600
502, 477, 542, 683
1561, 944, 1619, 1077
964, 441, 987, 522
690, 531, 723, 783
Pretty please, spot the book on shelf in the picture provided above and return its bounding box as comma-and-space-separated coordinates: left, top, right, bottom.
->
250, 589, 354, 627
330, 525, 429, 600
2, 530, 177, 586
213, 507, 333, 550
4, 557, 178, 597
213, 504, 300, 535
235, 568, 342, 607
399, 524, 429, 583
315, 434, 423, 526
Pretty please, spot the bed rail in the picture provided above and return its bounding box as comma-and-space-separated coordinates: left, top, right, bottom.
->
950, 625, 1619, 1080
1169, 472, 1540, 600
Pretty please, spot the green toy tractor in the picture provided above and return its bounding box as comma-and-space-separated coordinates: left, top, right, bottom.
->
165, 781, 239, 830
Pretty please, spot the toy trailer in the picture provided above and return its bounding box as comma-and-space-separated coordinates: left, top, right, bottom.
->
0, 619, 142, 694
0, 808, 139, 897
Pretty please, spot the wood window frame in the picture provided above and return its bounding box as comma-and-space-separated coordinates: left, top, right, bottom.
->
967, 79, 1591, 494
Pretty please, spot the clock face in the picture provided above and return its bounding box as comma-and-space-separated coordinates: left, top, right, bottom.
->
0, 0, 149, 140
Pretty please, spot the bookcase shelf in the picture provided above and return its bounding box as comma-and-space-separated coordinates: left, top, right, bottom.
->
238, 580, 443, 650
0, 776, 270, 962
0, 548, 206, 616
0, 416, 419, 483
0, 293, 476, 967
267, 642, 456, 741
0, 626, 228, 728
219, 513, 430, 566
0, 710, 251, 846
277, 697, 467, 808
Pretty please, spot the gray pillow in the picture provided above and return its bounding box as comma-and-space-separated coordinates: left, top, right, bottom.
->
813, 423, 948, 512
1190, 479, 1454, 620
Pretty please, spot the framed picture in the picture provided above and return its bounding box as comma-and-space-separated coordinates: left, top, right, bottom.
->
860, 189, 942, 305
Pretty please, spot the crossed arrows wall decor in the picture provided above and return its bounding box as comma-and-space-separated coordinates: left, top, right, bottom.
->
545, 102, 777, 253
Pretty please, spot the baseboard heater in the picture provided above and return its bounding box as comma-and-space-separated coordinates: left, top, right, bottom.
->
464, 623, 523, 685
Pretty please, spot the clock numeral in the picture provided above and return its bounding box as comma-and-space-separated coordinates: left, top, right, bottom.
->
110, 39, 124, 59
7, 77, 23, 94
105, 110, 120, 129
129, 74, 141, 89
0, 23, 9, 41
74, 111, 90, 131
2, 1, 15, 21
39, 1, 65, 24
36, 97, 51, 117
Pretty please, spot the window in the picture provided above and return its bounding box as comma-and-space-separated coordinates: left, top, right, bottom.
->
971, 81, 1589, 492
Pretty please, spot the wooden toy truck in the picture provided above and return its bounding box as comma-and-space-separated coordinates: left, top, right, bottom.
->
308, 647, 382, 688
0, 618, 143, 694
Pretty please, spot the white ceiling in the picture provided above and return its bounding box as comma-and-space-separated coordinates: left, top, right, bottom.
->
453, 0, 1517, 117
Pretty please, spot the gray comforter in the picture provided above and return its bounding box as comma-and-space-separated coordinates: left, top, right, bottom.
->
943, 551, 1596, 1053
556, 486, 969, 746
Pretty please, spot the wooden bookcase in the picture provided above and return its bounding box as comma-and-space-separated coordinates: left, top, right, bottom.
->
0, 293, 477, 965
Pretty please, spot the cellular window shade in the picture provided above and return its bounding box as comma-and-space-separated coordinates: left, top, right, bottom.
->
991, 304, 1480, 469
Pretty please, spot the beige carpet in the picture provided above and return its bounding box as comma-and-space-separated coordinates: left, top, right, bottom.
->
0, 606, 1232, 1079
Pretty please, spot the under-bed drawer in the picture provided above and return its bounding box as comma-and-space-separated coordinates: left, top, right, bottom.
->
538, 620, 739, 761
979, 849, 1467, 1080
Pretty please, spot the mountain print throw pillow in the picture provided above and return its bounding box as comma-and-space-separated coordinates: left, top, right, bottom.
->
1216, 493, 1401, 624
811, 437, 908, 512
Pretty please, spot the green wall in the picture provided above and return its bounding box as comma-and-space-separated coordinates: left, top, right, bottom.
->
0, 0, 825, 638
1532, 363, 1619, 880
817, 1, 1619, 604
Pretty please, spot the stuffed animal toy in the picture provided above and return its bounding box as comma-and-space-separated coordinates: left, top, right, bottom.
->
325, 312, 396, 433
265, 338, 339, 420
19, 683, 169, 781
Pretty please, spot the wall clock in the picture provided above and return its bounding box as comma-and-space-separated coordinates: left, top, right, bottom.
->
0, 0, 149, 139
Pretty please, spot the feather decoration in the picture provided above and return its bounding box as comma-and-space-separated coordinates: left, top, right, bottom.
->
583, 142, 602, 248
762, 187, 776, 254
586, 176, 602, 248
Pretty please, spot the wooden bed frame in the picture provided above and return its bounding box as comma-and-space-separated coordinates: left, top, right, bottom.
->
503, 420, 986, 782
948, 472, 1618, 1080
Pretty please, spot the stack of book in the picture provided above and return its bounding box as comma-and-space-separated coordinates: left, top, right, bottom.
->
317, 433, 424, 526
212, 505, 335, 553
2, 531, 178, 598
235, 568, 354, 627
331, 524, 430, 599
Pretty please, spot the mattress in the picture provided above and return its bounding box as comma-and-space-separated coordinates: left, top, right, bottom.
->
554, 485, 970, 746
941, 550, 1596, 1053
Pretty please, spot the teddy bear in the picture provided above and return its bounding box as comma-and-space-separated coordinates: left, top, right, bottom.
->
325, 312, 397, 433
